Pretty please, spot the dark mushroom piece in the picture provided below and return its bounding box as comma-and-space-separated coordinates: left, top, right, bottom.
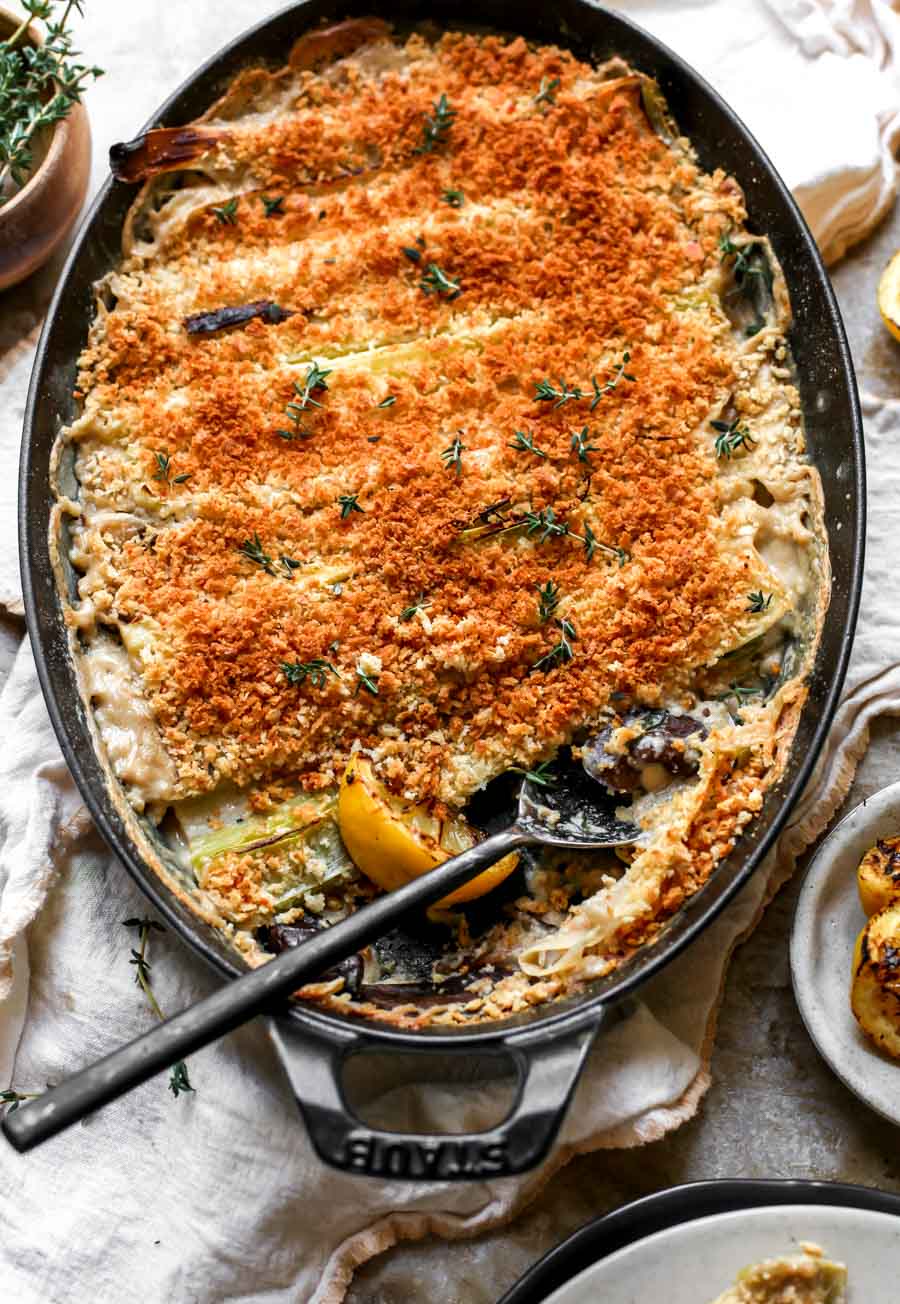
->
256, 920, 363, 996
582, 708, 708, 794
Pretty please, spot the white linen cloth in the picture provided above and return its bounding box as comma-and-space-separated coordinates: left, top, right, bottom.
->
1, 2, 899, 1300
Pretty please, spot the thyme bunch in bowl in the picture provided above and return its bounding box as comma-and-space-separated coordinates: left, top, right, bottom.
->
0, 1, 102, 205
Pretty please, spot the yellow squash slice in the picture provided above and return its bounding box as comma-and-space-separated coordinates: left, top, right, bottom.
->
851, 901, 900, 1060
878, 250, 900, 342
856, 835, 900, 917
337, 755, 518, 907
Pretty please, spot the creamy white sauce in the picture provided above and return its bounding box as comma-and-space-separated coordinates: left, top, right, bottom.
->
82, 641, 177, 808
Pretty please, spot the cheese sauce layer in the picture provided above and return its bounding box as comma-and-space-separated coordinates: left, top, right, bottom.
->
56, 24, 829, 1027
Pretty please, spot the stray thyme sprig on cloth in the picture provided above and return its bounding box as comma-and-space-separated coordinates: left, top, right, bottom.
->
0, 1, 102, 205
122, 917, 196, 1099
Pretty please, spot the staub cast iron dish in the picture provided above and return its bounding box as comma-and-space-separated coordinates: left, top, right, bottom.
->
20, 0, 864, 1180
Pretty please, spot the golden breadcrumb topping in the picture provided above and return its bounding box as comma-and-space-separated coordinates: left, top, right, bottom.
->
67, 29, 765, 807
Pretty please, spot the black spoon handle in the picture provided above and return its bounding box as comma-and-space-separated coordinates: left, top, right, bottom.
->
3, 826, 530, 1153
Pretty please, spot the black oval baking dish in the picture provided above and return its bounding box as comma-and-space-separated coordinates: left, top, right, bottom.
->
18, 0, 864, 1180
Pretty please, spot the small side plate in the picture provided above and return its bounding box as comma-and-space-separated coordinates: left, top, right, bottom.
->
499, 1180, 900, 1303
791, 780, 900, 1124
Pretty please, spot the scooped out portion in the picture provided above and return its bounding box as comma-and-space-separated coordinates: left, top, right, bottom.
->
708, 1247, 846, 1304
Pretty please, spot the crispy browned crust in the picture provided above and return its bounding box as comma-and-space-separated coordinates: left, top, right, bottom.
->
73, 31, 753, 806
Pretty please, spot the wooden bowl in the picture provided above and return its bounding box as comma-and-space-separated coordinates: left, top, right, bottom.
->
0, 5, 91, 291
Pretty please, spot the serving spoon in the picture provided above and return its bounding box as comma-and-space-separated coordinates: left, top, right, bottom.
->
2, 759, 640, 1152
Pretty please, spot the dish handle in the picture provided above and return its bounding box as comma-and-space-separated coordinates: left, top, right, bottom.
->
267, 1006, 624, 1181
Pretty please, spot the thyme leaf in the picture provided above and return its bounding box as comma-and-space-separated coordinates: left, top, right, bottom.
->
237, 533, 277, 576
532, 617, 577, 672
401, 245, 422, 263
524, 507, 569, 542
534, 378, 584, 408
570, 426, 598, 463
356, 667, 380, 695
589, 351, 635, 410
376, 395, 397, 408
536, 580, 560, 622
211, 197, 238, 225
420, 262, 461, 299
534, 76, 561, 106
509, 429, 547, 458
282, 658, 341, 688
441, 188, 465, 207
711, 417, 755, 459
292, 361, 332, 411
261, 194, 284, 216
414, 92, 456, 154
0, 1088, 40, 1113
441, 434, 466, 477
337, 493, 363, 518
747, 590, 772, 613
510, 759, 558, 786
400, 594, 429, 621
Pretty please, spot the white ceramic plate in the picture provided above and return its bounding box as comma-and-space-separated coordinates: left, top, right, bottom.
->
790, 781, 900, 1125
543, 1204, 900, 1303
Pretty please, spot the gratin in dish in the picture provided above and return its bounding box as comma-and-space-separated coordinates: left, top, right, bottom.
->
51, 19, 830, 1028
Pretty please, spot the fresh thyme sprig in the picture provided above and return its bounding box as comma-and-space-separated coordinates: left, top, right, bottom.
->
337, 492, 363, 518
211, 197, 238, 225
292, 361, 331, 411
533, 618, 577, 672
534, 378, 585, 408
152, 451, 190, 485
279, 554, 301, 577
420, 262, 461, 299
122, 918, 195, 1099
282, 658, 341, 688
590, 352, 635, 409
400, 594, 429, 621
712, 417, 755, 459
524, 507, 569, 542
0, 1, 103, 204
414, 92, 456, 154
533, 76, 560, 107
442, 188, 464, 207
509, 429, 547, 458
237, 532, 277, 576
356, 666, 380, 695
719, 233, 766, 290
279, 362, 332, 438
583, 522, 628, 566
261, 194, 284, 216
536, 580, 560, 622
0, 1088, 41, 1113
570, 427, 598, 463
441, 434, 466, 477
510, 759, 558, 786
747, 591, 772, 613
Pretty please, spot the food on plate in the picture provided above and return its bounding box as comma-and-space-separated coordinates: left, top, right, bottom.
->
856, 833, 900, 917
708, 1246, 847, 1303
878, 249, 900, 342
851, 900, 900, 1060
53, 19, 829, 1026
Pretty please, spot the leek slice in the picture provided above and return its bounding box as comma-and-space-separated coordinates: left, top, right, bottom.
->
174, 788, 357, 915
